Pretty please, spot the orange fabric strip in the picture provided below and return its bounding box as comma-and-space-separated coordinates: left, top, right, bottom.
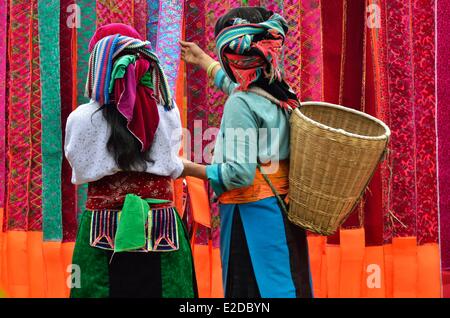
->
339, 228, 365, 297
326, 244, 341, 298
219, 160, 289, 204
62, 242, 75, 298
42, 241, 66, 298
192, 243, 211, 298
186, 177, 211, 227
211, 246, 224, 298
417, 243, 441, 298
383, 244, 393, 298
362, 246, 385, 298
6, 231, 29, 297
27, 231, 46, 298
307, 235, 326, 297
392, 237, 418, 298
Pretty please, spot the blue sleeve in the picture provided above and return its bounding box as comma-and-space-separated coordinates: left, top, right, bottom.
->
214, 95, 259, 191
214, 68, 238, 96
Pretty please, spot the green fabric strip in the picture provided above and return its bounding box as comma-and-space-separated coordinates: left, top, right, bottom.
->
76, 0, 96, 105
38, 0, 63, 241
161, 210, 195, 298
70, 211, 109, 298
76, 1, 96, 223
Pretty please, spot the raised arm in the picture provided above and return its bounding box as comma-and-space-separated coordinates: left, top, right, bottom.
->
179, 40, 237, 95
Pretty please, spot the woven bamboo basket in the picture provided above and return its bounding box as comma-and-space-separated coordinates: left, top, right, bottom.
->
289, 102, 390, 236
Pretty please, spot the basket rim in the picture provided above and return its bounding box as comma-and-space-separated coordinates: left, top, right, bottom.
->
295, 101, 391, 141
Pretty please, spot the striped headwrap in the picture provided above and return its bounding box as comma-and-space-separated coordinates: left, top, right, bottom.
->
215, 13, 299, 110
85, 34, 173, 109
215, 13, 288, 86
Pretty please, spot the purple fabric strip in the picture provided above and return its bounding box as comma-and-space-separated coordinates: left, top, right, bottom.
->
0, 0, 6, 208
437, 0, 450, 270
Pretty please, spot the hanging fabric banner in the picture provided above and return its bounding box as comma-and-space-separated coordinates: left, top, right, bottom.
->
383, 0, 418, 239
60, 0, 78, 242
437, 0, 450, 297
38, 0, 63, 241
76, 0, 97, 221
0, 0, 6, 210
147, 0, 159, 48
7, 0, 33, 231
28, 0, 43, 232
156, 0, 184, 95
134, 0, 148, 38
411, 0, 438, 245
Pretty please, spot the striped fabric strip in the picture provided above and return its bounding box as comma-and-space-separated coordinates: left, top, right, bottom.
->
155, 0, 184, 95
7, 0, 33, 230
147, 0, 160, 49
38, 0, 63, 241
0, 0, 7, 209
28, 0, 43, 231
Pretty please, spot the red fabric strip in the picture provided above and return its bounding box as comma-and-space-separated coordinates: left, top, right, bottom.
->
60, 0, 78, 242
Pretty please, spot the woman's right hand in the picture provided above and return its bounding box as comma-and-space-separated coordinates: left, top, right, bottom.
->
180, 40, 217, 71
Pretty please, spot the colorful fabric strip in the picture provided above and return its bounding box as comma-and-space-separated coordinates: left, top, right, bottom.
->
147, 0, 160, 49
7, 0, 33, 230
437, 0, 450, 270
38, 0, 63, 241
156, 0, 184, 95
0, 0, 7, 209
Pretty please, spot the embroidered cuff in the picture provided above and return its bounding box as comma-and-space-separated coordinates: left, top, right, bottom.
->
206, 164, 227, 197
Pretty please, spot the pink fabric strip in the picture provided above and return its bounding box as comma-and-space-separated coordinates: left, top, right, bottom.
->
205, 0, 229, 128
0, 0, 6, 209
411, 0, 438, 244
384, 0, 417, 237
133, 0, 148, 38
283, 0, 301, 96
299, 0, 323, 101
437, 0, 450, 269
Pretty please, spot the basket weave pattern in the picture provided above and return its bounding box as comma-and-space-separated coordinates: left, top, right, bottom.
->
288, 102, 390, 236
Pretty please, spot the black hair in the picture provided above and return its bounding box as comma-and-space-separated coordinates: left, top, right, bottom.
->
95, 104, 150, 171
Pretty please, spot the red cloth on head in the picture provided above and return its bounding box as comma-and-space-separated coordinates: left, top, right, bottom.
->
89, 23, 143, 52
113, 57, 160, 152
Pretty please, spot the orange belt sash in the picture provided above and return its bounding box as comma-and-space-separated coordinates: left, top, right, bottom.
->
218, 160, 289, 204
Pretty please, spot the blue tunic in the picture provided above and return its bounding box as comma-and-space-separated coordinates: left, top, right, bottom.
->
206, 70, 312, 298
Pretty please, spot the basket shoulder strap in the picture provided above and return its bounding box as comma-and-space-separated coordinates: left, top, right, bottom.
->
257, 164, 289, 216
